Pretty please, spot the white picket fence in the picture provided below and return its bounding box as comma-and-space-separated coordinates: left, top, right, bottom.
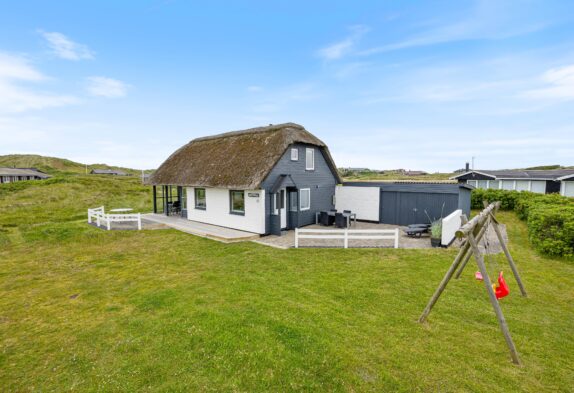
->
87, 206, 141, 231
295, 228, 399, 249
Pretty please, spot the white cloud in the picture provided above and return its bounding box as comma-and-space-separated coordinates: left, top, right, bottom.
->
247, 85, 263, 92
86, 76, 129, 98
0, 52, 78, 113
39, 30, 94, 60
317, 25, 369, 60
359, 2, 549, 55
522, 65, 574, 100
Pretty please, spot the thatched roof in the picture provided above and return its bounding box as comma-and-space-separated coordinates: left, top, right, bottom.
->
149, 123, 341, 189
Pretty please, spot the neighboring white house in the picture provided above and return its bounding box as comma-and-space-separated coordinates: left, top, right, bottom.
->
451, 169, 574, 196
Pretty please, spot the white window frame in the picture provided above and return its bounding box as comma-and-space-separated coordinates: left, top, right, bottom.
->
290, 148, 298, 161
305, 148, 314, 171
300, 188, 311, 211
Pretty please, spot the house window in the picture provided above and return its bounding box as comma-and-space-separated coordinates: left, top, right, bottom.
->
181, 188, 187, 209
305, 148, 314, 170
195, 188, 206, 209
230, 190, 245, 215
489, 180, 500, 189
467, 180, 478, 187
291, 148, 298, 161
300, 188, 311, 211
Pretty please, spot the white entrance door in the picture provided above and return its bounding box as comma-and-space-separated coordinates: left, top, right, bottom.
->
280, 189, 287, 229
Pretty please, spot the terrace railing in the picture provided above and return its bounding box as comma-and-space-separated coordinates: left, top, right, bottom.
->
295, 228, 399, 249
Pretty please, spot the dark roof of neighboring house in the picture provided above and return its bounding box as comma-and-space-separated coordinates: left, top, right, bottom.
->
90, 169, 128, 175
0, 167, 51, 178
344, 181, 473, 194
149, 123, 342, 188
451, 169, 574, 181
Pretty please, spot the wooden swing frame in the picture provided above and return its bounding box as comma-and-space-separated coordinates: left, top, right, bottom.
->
418, 201, 527, 365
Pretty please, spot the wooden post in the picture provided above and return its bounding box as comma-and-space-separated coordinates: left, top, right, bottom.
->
467, 232, 521, 365
295, 228, 299, 248
418, 216, 469, 323
152, 186, 157, 214
394, 228, 399, 249
344, 228, 348, 249
137, 213, 142, 230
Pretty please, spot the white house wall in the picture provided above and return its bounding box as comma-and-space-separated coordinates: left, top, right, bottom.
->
562, 181, 574, 197
335, 185, 380, 221
186, 187, 266, 234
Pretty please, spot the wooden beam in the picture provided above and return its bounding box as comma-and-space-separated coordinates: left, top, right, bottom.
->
152, 186, 157, 214
467, 232, 521, 365
418, 216, 469, 323
456, 202, 498, 238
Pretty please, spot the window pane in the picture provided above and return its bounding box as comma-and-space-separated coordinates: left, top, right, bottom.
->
306, 148, 314, 170
300, 189, 310, 210
291, 148, 298, 161
181, 188, 187, 209
501, 180, 514, 190
195, 188, 206, 208
531, 181, 546, 194
467, 180, 477, 187
477, 180, 488, 189
290, 191, 298, 211
489, 180, 499, 189
516, 180, 529, 191
231, 191, 245, 213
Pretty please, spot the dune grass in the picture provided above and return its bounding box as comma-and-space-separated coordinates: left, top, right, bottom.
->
0, 176, 573, 391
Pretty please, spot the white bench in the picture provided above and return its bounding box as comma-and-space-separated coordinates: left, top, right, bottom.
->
88, 206, 141, 230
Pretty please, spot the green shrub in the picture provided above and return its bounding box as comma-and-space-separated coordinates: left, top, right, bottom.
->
471, 188, 521, 210
527, 204, 574, 258
470, 188, 574, 257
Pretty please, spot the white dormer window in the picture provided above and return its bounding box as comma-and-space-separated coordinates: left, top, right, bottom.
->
305, 148, 314, 170
291, 148, 298, 161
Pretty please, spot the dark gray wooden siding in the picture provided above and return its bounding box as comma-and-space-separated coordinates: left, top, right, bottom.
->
345, 182, 471, 225
261, 143, 338, 233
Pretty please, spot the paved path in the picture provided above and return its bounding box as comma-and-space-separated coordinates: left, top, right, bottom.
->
255, 222, 433, 249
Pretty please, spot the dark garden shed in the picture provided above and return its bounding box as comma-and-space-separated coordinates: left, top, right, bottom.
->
340, 182, 472, 226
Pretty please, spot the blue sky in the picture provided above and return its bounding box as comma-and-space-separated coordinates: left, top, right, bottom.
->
1, 0, 573, 171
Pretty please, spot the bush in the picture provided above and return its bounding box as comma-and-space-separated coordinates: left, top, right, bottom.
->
470, 188, 574, 257
527, 204, 574, 258
471, 188, 521, 210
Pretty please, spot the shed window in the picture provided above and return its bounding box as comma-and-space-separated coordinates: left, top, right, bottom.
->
300, 188, 310, 211
291, 148, 298, 161
305, 148, 314, 170
195, 188, 206, 209
230, 190, 245, 214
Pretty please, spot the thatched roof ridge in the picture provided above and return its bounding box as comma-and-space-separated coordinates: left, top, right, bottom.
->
149, 123, 341, 189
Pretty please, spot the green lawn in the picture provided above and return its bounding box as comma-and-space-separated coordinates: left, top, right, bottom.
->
1, 176, 573, 391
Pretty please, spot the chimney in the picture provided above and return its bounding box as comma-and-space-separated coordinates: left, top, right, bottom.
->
465, 162, 470, 171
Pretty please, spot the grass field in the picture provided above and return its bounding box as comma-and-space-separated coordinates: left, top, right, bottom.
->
1, 172, 573, 391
